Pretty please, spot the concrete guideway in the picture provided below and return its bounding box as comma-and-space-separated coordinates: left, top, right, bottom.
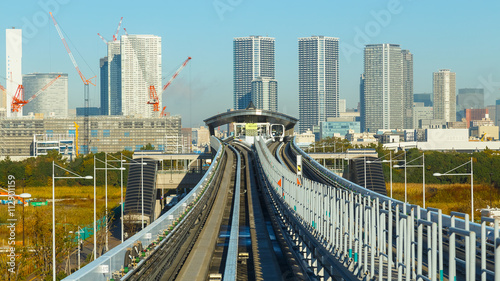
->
174, 146, 235, 280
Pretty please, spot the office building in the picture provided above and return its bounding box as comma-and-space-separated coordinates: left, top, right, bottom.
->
339, 99, 346, 113
100, 57, 108, 115
465, 108, 488, 128
0, 87, 6, 116
76, 107, 101, 116
251, 77, 277, 111
298, 36, 339, 133
360, 74, 366, 132
121, 35, 162, 117
0, 115, 181, 156
496, 100, 500, 127
433, 69, 456, 123
402, 50, 414, 129
108, 41, 122, 115
413, 105, 433, 129
456, 88, 484, 121
414, 93, 433, 107
320, 120, 360, 139
233, 36, 276, 110
362, 44, 411, 132
6, 28, 22, 118
22, 73, 68, 118
487, 105, 496, 126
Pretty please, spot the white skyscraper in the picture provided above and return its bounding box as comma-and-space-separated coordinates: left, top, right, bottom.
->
233, 36, 276, 110
298, 36, 339, 133
22, 73, 68, 117
251, 77, 277, 111
120, 35, 162, 117
362, 44, 413, 132
433, 69, 456, 122
6, 28, 22, 118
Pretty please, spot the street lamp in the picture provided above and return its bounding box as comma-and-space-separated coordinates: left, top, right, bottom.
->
19, 193, 31, 246
433, 157, 474, 221
94, 156, 125, 255
394, 152, 425, 207
69, 226, 83, 270
366, 150, 401, 198
0, 191, 31, 246
52, 161, 92, 281
106, 153, 127, 243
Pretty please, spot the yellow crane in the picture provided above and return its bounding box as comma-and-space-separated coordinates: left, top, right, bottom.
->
74, 122, 79, 156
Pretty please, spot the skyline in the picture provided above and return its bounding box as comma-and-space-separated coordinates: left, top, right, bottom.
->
1, 0, 500, 127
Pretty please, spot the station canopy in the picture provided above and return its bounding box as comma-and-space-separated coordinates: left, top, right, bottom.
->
204, 102, 298, 135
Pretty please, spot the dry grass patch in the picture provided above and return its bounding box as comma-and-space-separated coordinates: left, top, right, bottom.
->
388, 183, 500, 220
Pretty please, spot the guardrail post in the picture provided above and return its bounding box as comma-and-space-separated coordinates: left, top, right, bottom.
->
388, 201, 393, 281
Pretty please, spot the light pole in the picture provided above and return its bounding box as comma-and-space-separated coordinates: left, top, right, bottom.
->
94, 156, 125, 254
394, 152, 425, 207
52, 161, 92, 281
366, 150, 403, 198
141, 157, 144, 229
76, 226, 82, 270
20, 193, 31, 246
106, 153, 126, 243
0, 191, 31, 246
433, 157, 474, 221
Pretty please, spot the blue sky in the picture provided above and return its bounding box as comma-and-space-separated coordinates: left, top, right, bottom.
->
1, 0, 499, 127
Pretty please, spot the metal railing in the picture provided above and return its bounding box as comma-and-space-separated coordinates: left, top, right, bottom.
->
255, 137, 500, 280
223, 144, 241, 281
64, 136, 224, 281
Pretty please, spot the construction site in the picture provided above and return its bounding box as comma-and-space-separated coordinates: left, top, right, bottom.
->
1, 14, 192, 158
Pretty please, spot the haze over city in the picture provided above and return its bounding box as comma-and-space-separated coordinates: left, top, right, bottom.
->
1, 0, 499, 127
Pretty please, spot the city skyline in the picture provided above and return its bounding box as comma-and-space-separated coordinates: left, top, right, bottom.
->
1, 1, 500, 127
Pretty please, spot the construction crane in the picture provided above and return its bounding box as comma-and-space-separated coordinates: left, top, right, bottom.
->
11, 75, 62, 112
160, 106, 167, 117
97, 17, 123, 44
147, 86, 160, 111
148, 57, 192, 112
50, 12, 96, 155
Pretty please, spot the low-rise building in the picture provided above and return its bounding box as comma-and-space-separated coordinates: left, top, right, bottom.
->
320, 119, 360, 139
0, 115, 181, 156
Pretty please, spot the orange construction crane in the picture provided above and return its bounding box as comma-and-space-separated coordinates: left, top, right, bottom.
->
147, 85, 160, 111
50, 13, 96, 86
97, 17, 123, 44
148, 57, 192, 112
50, 12, 95, 155
11, 75, 62, 112
160, 106, 167, 117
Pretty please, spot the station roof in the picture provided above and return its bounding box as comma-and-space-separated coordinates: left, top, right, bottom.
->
204, 103, 298, 132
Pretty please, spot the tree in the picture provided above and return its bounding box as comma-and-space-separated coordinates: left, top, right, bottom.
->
140, 143, 155, 150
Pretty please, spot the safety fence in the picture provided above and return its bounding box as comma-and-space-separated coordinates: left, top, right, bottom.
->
64, 136, 224, 281
255, 138, 500, 281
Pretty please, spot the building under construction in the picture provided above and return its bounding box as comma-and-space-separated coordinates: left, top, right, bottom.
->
0, 115, 181, 156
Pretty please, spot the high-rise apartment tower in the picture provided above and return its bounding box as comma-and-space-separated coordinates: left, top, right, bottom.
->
233, 36, 276, 110
298, 36, 339, 133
